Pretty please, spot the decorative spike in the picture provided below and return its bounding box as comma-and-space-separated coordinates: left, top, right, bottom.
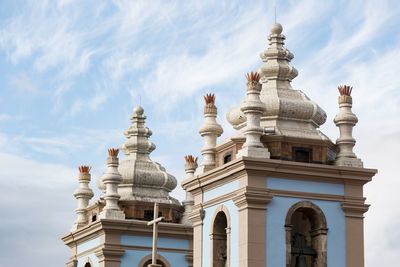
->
184, 155, 198, 164
108, 148, 119, 157
338, 85, 353, 96
203, 93, 216, 105
78, 165, 91, 173
246, 71, 261, 83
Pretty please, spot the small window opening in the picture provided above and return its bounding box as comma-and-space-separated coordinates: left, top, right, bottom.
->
293, 147, 311, 163
84, 263, 92, 267
91, 214, 97, 222
144, 210, 162, 221
223, 154, 232, 164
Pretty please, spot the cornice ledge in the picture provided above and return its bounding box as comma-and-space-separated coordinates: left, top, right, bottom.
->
240, 157, 377, 182
341, 202, 370, 218
95, 246, 125, 262
233, 186, 273, 211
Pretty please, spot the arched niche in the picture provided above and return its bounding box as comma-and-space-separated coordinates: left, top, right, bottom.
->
285, 201, 328, 267
138, 254, 171, 267
83, 257, 93, 267
210, 205, 231, 267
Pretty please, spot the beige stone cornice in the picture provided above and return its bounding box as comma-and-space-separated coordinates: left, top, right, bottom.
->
233, 186, 273, 211
182, 157, 376, 193
341, 201, 370, 218
62, 219, 192, 247
95, 246, 125, 262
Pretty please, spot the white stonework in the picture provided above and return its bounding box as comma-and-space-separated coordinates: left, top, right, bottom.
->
99, 149, 125, 220
181, 155, 197, 225
72, 166, 94, 230
237, 72, 270, 158
227, 23, 328, 141
334, 86, 363, 168
198, 94, 223, 173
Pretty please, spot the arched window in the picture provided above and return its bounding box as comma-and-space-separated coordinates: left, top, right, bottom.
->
84, 263, 91, 267
285, 201, 327, 267
210, 205, 231, 267
138, 254, 171, 267
142, 259, 166, 267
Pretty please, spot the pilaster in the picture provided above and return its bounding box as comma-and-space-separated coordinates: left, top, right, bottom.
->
233, 186, 272, 267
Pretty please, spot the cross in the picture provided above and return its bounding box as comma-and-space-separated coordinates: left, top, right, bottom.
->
147, 202, 164, 267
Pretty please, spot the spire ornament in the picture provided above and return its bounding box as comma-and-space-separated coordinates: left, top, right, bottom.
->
72, 165, 94, 230
117, 106, 179, 204
181, 155, 198, 225
198, 94, 223, 173
237, 72, 270, 158
99, 148, 125, 220
334, 85, 363, 167
227, 23, 327, 142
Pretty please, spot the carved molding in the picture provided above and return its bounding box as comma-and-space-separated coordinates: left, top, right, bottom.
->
233, 186, 273, 211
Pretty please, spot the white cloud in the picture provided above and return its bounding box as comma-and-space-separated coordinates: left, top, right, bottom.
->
10, 72, 38, 93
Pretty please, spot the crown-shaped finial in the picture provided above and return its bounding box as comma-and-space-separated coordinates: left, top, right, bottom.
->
184, 155, 198, 164
203, 93, 216, 105
108, 148, 119, 157
78, 165, 91, 173
338, 85, 353, 96
246, 72, 261, 83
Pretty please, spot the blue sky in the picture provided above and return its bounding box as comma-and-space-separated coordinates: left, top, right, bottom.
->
0, 0, 399, 266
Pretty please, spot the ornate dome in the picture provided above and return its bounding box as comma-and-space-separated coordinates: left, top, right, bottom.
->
227, 23, 328, 140
99, 106, 179, 204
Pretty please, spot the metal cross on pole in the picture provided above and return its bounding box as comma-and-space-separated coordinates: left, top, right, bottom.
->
147, 202, 164, 267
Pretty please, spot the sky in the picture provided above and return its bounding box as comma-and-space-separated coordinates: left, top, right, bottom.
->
0, 0, 399, 266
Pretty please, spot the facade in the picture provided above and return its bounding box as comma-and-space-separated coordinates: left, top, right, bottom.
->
62, 23, 377, 267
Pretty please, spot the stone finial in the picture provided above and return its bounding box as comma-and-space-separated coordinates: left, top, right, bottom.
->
338, 85, 353, 96
184, 155, 198, 179
198, 94, 223, 173
181, 155, 197, 225
108, 148, 119, 157
334, 85, 363, 167
204, 93, 216, 105
72, 165, 94, 231
237, 72, 270, 158
99, 148, 125, 220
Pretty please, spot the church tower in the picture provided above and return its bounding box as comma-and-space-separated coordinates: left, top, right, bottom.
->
182, 23, 376, 267
62, 22, 376, 267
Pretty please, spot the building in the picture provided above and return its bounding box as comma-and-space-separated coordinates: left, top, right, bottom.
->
62, 23, 377, 267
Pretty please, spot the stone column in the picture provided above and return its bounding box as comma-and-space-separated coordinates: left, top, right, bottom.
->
181, 155, 198, 225
237, 72, 270, 158
99, 148, 125, 220
72, 165, 94, 230
198, 94, 223, 173
334, 85, 363, 167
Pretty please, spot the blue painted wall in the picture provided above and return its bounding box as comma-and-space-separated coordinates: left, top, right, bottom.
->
202, 200, 239, 267
203, 180, 239, 202
120, 235, 189, 267
267, 177, 344, 195
266, 197, 346, 267
266, 177, 346, 266
77, 237, 101, 267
